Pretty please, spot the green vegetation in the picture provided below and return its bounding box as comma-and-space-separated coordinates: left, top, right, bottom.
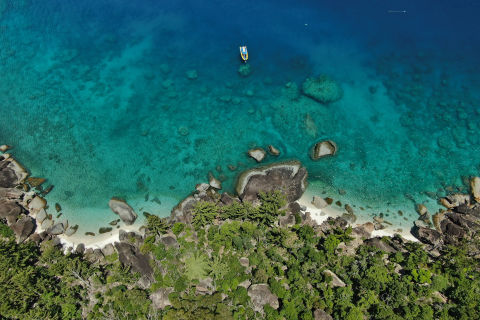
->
1, 191, 479, 319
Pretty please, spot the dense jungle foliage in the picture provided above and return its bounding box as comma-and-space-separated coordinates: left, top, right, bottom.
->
0, 190, 479, 319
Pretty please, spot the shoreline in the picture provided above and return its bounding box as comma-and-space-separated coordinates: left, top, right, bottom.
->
297, 190, 419, 242
2, 149, 422, 251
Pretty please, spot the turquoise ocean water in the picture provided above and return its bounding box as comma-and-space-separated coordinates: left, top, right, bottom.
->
0, 0, 479, 233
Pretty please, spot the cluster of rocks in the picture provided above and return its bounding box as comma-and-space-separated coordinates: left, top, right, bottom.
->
171, 160, 309, 223
247, 144, 281, 163
411, 177, 480, 255
0, 151, 145, 273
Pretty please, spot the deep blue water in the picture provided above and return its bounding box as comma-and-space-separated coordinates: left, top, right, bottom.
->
0, 0, 479, 234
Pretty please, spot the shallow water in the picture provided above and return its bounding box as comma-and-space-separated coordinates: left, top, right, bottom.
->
0, 0, 479, 233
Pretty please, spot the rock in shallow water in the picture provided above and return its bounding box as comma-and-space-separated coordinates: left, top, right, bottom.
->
235, 160, 308, 203
248, 148, 267, 163
108, 198, 138, 225
310, 140, 337, 160
471, 177, 480, 202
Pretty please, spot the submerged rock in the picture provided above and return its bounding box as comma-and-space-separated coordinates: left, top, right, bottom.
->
185, 69, 198, 80
248, 148, 267, 163
310, 140, 337, 160
235, 160, 308, 203
302, 75, 343, 104
238, 63, 252, 77
108, 198, 138, 225
26, 177, 46, 188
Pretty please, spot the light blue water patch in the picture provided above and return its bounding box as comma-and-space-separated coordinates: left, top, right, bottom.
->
0, 0, 479, 233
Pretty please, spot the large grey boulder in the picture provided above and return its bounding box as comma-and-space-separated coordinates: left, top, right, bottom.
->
47, 222, 65, 235
170, 195, 197, 224
150, 287, 174, 310
109, 198, 138, 225
11, 216, 35, 243
114, 242, 153, 278
247, 284, 279, 313
323, 270, 346, 287
0, 158, 28, 187
235, 160, 308, 203
0, 187, 24, 200
0, 200, 22, 220
314, 309, 333, 320
364, 237, 397, 253
0, 167, 18, 188
411, 226, 443, 247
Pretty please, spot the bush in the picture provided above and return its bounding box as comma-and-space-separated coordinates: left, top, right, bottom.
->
192, 201, 218, 229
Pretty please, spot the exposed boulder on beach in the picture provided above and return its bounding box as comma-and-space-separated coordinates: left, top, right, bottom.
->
310, 140, 337, 160
108, 198, 138, 225
235, 160, 308, 203
302, 75, 343, 104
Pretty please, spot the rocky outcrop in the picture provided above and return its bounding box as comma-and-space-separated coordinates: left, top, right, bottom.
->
235, 160, 308, 203
114, 242, 153, 278
11, 216, 35, 243
302, 75, 343, 104
310, 140, 337, 160
108, 198, 138, 225
412, 184, 480, 251
247, 284, 279, 313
